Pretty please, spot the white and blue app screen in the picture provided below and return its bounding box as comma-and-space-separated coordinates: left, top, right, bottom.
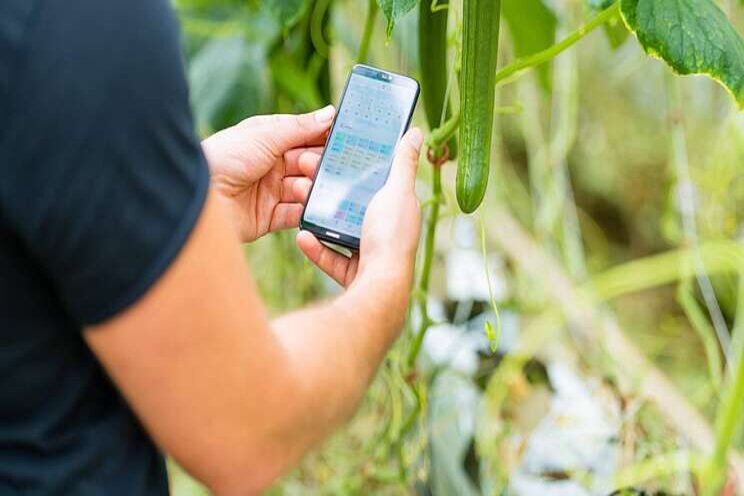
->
303, 70, 417, 238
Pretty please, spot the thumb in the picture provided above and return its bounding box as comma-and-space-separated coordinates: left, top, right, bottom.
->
254, 105, 336, 157
386, 128, 423, 192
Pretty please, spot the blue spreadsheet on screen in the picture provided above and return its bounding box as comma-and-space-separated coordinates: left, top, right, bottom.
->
303, 72, 415, 238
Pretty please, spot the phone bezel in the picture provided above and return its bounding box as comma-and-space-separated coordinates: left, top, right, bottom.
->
299, 64, 420, 251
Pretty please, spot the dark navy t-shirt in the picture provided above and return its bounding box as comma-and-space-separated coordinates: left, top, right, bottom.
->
0, 0, 209, 494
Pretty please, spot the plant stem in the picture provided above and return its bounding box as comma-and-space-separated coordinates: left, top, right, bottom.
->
424, 2, 619, 151
493, 1, 620, 86
426, 111, 460, 149
357, 0, 378, 64
701, 272, 744, 495
310, 0, 332, 58
677, 279, 723, 392
480, 213, 502, 351
406, 165, 442, 369
666, 74, 732, 363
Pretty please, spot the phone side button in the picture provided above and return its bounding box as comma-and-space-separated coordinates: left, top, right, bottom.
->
325, 231, 341, 239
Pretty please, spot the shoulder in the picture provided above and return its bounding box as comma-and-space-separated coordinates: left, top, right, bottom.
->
1, 0, 208, 325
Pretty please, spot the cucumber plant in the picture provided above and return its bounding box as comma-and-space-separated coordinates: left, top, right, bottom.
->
456, 0, 501, 213
383, 0, 744, 491
179, 0, 744, 491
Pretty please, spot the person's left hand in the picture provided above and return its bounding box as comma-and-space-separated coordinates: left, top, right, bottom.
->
201, 105, 335, 243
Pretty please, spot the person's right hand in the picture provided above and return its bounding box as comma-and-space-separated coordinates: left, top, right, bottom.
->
296, 128, 423, 291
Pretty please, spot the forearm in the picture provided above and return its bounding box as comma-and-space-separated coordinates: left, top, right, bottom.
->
268, 270, 412, 464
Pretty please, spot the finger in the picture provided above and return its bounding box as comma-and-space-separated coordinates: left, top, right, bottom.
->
239, 116, 331, 148
269, 204, 303, 232
281, 177, 312, 203
296, 231, 359, 287
238, 114, 279, 127
284, 147, 323, 176
252, 106, 335, 158
386, 128, 423, 192
297, 150, 322, 178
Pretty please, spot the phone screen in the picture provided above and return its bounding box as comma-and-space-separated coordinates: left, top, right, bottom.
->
301, 65, 419, 249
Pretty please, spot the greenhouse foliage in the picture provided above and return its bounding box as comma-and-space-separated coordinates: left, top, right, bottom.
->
172, 0, 744, 494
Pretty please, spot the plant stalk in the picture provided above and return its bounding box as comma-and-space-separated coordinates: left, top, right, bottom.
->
701, 272, 744, 495
677, 279, 724, 392
426, 111, 460, 149
406, 164, 442, 369
357, 0, 378, 64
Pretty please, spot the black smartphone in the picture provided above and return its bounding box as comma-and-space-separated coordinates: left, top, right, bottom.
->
300, 64, 420, 251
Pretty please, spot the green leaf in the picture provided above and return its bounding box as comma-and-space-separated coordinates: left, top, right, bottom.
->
189, 37, 246, 131
502, 0, 557, 91
621, 0, 744, 109
377, 0, 418, 38
263, 0, 309, 31
188, 36, 271, 133
269, 51, 323, 111
484, 320, 499, 353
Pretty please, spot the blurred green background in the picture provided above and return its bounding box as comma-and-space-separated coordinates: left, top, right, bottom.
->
170, 0, 744, 494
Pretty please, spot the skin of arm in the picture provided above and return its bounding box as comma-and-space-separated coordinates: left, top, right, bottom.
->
84, 106, 423, 495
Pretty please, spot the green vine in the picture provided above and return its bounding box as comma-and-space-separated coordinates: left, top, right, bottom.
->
357, 0, 378, 64
406, 157, 444, 369
426, 1, 620, 147
493, 2, 620, 85
700, 273, 744, 495
394, 0, 625, 480
309, 0, 332, 58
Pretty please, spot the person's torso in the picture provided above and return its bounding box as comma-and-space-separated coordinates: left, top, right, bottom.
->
0, 1, 169, 493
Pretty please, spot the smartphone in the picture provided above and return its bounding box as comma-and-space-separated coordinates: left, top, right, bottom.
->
300, 64, 420, 251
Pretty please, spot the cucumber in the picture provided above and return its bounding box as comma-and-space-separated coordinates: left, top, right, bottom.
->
418, 0, 457, 159
456, 0, 501, 214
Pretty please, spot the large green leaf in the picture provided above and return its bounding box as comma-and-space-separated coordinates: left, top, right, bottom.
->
502, 0, 557, 90
269, 51, 323, 110
621, 0, 744, 109
189, 36, 246, 130
188, 36, 271, 133
377, 0, 418, 38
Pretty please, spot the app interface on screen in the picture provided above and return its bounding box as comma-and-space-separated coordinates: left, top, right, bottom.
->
303, 72, 416, 238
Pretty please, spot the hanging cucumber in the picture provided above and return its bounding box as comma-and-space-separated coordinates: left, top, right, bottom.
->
418, 0, 457, 159
456, 0, 501, 214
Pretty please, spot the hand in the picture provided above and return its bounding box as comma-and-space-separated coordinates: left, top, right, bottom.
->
201, 106, 335, 243
296, 128, 424, 289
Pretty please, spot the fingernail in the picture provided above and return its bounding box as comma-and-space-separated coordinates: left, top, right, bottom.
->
408, 128, 423, 150
315, 105, 335, 123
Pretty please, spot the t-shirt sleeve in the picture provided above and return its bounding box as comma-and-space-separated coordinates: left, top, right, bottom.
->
0, 0, 210, 325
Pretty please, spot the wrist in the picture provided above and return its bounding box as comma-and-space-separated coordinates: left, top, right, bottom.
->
347, 259, 415, 331
359, 250, 415, 286
211, 186, 250, 243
